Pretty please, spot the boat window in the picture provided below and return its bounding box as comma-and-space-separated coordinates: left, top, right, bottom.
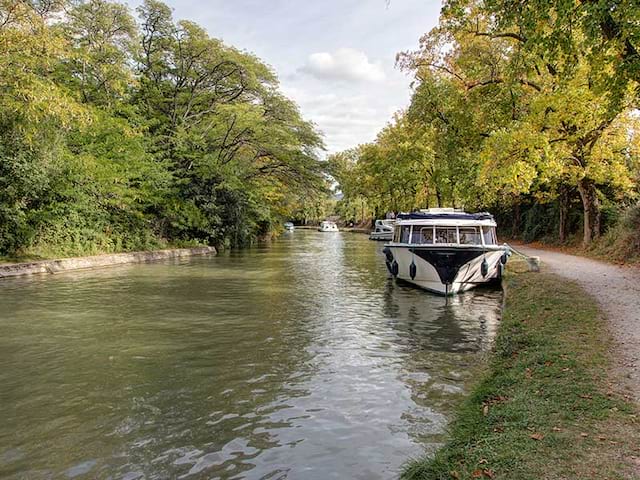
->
435, 227, 457, 244
410, 227, 421, 244
459, 227, 481, 245
400, 226, 411, 243
419, 227, 434, 244
482, 226, 497, 245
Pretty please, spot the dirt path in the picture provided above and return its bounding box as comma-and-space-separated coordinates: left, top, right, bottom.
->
515, 245, 640, 402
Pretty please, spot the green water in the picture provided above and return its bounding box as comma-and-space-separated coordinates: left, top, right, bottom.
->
0, 231, 502, 479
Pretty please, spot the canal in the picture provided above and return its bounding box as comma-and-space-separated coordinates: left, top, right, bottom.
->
0, 231, 502, 479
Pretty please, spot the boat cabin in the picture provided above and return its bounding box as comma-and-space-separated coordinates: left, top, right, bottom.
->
392, 223, 497, 246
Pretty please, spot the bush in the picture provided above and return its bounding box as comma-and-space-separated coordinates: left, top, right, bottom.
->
590, 203, 640, 262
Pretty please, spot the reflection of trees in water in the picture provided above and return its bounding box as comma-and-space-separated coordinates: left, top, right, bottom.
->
335, 234, 390, 290
382, 279, 504, 448
383, 279, 503, 354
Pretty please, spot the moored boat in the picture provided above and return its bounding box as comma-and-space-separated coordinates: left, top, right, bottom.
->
318, 220, 339, 232
284, 222, 295, 231
383, 208, 509, 295
369, 219, 395, 241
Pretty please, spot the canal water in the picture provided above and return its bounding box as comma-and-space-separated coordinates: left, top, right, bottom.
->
0, 231, 502, 480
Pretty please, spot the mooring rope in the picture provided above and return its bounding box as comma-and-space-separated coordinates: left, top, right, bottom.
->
504, 243, 541, 272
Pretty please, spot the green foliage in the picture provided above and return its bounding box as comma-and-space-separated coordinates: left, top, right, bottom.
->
333, 0, 639, 249
473, 0, 640, 108
0, 0, 328, 257
589, 202, 640, 262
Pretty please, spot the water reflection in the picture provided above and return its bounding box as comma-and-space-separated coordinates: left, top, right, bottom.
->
384, 280, 502, 353
0, 231, 502, 479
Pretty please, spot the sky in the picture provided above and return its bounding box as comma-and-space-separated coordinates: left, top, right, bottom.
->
128, 0, 442, 155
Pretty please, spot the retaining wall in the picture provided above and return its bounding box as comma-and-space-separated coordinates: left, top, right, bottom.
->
0, 247, 217, 279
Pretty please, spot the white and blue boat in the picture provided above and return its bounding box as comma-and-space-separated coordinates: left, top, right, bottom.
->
369, 219, 395, 241
284, 222, 295, 231
383, 208, 509, 295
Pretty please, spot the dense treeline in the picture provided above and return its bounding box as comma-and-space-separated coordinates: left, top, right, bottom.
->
0, 0, 327, 258
330, 0, 640, 251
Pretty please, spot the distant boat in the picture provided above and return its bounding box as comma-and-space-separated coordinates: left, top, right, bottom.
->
284, 222, 295, 231
318, 221, 339, 232
383, 208, 509, 295
369, 219, 395, 241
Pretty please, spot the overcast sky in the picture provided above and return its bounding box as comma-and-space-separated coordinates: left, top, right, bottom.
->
128, 0, 441, 155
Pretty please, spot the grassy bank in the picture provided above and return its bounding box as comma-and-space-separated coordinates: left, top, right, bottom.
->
403, 262, 640, 479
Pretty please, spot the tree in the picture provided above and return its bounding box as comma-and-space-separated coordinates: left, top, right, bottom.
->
398, 2, 638, 245
457, 0, 640, 107
0, 0, 329, 256
63, 0, 137, 106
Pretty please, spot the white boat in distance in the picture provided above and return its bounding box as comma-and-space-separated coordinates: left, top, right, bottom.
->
318, 221, 339, 232
383, 208, 509, 295
284, 222, 295, 231
369, 219, 395, 241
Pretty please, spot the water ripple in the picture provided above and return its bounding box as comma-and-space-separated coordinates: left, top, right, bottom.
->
0, 231, 502, 479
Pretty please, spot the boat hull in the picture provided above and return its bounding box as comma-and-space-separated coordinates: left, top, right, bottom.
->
385, 245, 506, 295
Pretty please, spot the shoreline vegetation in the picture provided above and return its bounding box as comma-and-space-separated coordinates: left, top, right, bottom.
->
2, 0, 638, 265
402, 260, 640, 480
328, 1, 639, 261
0, 1, 331, 262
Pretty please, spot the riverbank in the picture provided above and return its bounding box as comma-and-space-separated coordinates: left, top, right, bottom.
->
0, 246, 217, 278
403, 261, 640, 479
516, 245, 640, 402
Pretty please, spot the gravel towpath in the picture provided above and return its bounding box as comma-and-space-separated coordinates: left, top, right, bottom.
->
515, 246, 640, 402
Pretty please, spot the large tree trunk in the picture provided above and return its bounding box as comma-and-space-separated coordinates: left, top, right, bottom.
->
577, 178, 601, 246
435, 189, 442, 208
558, 185, 569, 244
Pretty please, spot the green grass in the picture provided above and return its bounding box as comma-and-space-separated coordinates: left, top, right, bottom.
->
403, 261, 640, 480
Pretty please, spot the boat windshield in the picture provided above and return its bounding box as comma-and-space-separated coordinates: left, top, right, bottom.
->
482, 226, 497, 245
393, 226, 409, 242
394, 224, 496, 246
435, 227, 457, 244
459, 226, 481, 244
410, 226, 433, 244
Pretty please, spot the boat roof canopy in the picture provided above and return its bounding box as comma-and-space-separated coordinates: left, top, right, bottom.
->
397, 211, 494, 221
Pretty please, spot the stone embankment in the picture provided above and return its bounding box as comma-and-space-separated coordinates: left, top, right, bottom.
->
0, 247, 217, 279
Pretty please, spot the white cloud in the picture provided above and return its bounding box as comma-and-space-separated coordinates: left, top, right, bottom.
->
130, 0, 440, 154
282, 91, 393, 154
300, 48, 386, 83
